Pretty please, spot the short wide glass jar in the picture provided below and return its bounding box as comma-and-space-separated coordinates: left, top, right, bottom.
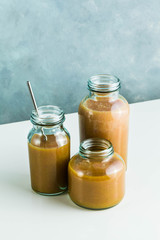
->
79, 74, 129, 166
68, 138, 125, 209
28, 105, 70, 195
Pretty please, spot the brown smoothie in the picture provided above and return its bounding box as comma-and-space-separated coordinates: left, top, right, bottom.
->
68, 153, 125, 209
79, 96, 129, 165
28, 133, 70, 195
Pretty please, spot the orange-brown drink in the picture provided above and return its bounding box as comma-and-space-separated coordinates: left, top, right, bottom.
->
28, 105, 70, 195
68, 138, 126, 209
79, 74, 129, 166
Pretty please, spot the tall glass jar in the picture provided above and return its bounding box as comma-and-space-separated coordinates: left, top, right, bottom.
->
79, 74, 129, 166
28, 105, 70, 195
68, 138, 126, 209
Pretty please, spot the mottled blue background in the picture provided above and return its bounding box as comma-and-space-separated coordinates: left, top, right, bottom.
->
0, 0, 160, 124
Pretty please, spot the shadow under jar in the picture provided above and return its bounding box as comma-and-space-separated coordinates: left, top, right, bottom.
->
79, 74, 129, 166
28, 105, 70, 195
68, 138, 126, 210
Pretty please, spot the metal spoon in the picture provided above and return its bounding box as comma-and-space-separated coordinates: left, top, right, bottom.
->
27, 81, 47, 141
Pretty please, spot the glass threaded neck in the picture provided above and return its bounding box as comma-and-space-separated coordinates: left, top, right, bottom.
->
79, 138, 114, 159
30, 105, 65, 126
88, 74, 121, 93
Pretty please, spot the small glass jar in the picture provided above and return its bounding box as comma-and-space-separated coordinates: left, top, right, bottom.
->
28, 105, 70, 195
68, 138, 125, 210
79, 74, 129, 166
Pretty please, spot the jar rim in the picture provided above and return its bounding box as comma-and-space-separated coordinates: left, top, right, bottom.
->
30, 105, 65, 126
88, 74, 121, 93
79, 138, 114, 158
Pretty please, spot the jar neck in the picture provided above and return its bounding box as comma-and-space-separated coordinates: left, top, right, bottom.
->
79, 138, 114, 160
88, 74, 121, 93
30, 105, 65, 126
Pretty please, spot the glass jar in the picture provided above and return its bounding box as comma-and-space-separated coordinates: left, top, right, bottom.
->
28, 105, 70, 195
68, 138, 125, 209
79, 74, 129, 166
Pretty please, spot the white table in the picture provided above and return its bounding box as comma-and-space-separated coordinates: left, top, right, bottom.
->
0, 99, 160, 240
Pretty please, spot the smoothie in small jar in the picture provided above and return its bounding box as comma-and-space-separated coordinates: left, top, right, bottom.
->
68, 138, 126, 209
28, 105, 70, 195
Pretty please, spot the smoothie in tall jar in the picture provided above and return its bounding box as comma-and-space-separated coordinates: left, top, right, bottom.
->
79, 75, 129, 166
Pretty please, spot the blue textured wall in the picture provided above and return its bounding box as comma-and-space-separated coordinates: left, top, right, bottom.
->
0, 0, 160, 124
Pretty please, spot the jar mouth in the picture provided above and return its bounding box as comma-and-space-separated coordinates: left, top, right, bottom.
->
88, 74, 121, 93
30, 105, 65, 126
79, 138, 114, 158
